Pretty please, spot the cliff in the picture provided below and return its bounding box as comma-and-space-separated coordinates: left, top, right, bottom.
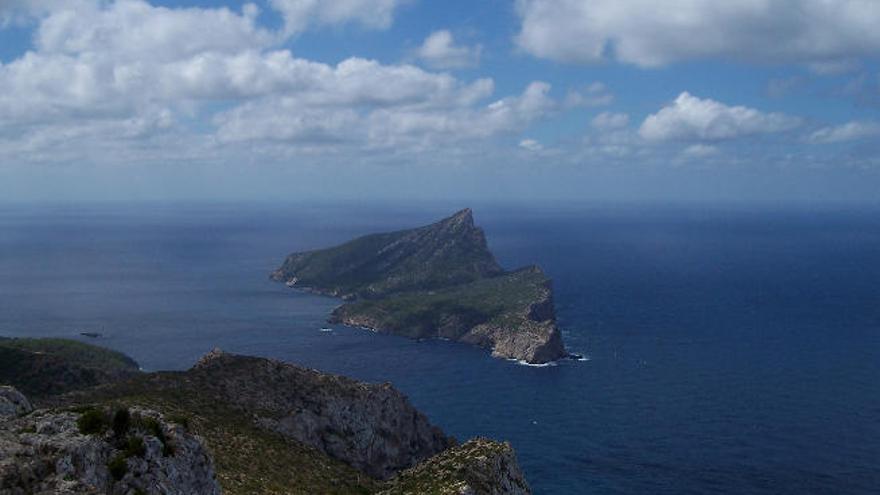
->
273, 209, 567, 363
2, 339, 533, 494
189, 349, 453, 479
381, 438, 531, 495
330, 266, 564, 364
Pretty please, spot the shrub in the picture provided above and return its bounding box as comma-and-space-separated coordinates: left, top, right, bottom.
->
112, 408, 130, 437
140, 416, 174, 456
168, 414, 190, 430
107, 454, 128, 481
77, 409, 106, 435
125, 436, 146, 458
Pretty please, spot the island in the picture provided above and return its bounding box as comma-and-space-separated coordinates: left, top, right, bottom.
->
272, 208, 567, 364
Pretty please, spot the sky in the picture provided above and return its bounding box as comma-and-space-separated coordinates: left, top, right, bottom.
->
1, 0, 880, 203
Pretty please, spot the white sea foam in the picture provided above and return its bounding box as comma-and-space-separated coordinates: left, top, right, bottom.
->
513, 359, 558, 368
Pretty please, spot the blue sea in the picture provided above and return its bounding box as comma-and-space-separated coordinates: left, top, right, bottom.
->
1, 202, 879, 494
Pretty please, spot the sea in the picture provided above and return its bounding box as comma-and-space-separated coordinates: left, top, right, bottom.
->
1, 201, 878, 494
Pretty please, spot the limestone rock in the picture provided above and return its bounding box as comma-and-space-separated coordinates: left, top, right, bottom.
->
380, 438, 531, 495
0, 405, 220, 495
0, 386, 33, 419
188, 350, 454, 479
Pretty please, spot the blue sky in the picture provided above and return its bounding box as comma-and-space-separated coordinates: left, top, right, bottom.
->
1, 0, 879, 203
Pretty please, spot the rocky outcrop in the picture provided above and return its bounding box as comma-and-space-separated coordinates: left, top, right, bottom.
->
0, 386, 33, 419
380, 438, 531, 495
274, 209, 568, 363
189, 349, 454, 480
0, 392, 219, 495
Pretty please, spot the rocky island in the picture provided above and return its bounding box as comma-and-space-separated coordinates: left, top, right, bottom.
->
0, 337, 532, 494
272, 209, 567, 364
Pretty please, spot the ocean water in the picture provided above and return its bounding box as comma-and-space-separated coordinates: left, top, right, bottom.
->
1, 202, 879, 494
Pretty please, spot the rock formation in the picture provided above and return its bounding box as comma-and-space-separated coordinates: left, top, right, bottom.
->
2, 338, 535, 494
381, 438, 531, 495
0, 388, 220, 494
190, 349, 453, 479
273, 209, 567, 363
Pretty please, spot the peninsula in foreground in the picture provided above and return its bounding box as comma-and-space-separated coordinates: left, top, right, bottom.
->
0, 337, 531, 494
272, 209, 567, 364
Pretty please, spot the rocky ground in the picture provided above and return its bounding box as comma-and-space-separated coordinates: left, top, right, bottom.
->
0, 390, 219, 494
1, 340, 533, 494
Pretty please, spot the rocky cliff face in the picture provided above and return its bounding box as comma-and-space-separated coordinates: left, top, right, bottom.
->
2, 340, 535, 493
274, 209, 568, 363
330, 266, 567, 364
380, 438, 531, 495
0, 387, 219, 495
190, 349, 454, 480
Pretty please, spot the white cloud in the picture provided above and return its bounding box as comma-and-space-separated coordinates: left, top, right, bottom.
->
591, 112, 629, 131
415, 30, 481, 70
565, 82, 613, 108
681, 144, 720, 159
269, 0, 407, 36
0, 1, 561, 165
515, 0, 880, 69
519, 139, 543, 152
639, 92, 801, 142
808, 121, 880, 143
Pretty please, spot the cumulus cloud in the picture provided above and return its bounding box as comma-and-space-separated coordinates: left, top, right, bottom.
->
639, 92, 801, 142
415, 30, 481, 69
0, 0, 560, 165
565, 82, 613, 108
269, 0, 407, 36
214, 80, 555, 150
515, 0, 880, 69
808, 121, 880, 143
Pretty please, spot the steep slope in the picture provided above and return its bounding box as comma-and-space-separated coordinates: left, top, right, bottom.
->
330, 266, 565, 363
2, 340, 533, 494
380, 438, 531, 495
189, 349, 455, 479
271, 208, 504, 299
